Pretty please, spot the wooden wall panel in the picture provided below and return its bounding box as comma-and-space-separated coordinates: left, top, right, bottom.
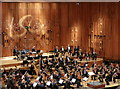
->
1, 2, 119, 61
0, 2, 2, 57
117, 2, 120, 59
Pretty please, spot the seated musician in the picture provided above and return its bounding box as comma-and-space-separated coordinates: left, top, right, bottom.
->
6, 75, 15, 89
78, 49, 83, 61
32, 46, 36, 52
42, 58, 49, 66
58, 77, 65, 86
84, 52, 90, 61
60, 46, 65, 53
91, 50, 97, 60
67, 44, 72, 54
65, 54, 70, 64
54, 46, 59, 53
84, 62, 89, 70
91, 68, 98, 80
51, 79, 59, 89
92, 62, 97, 68
73, 46, 79, 56
63, 80, 74, 89
115, 64, 120, 69
82, 68, 89, 78
113, 68, 120, 83
98, 69, 105, 82
70, 72, 82, 88
22, 56, 29, 66
105, 72, 112, 85
54, 46, 59, 57
113, 72, 118, 83
36, 81, 46, 89
53, 71, 60, 82
76, 71, 82, 87
58, 57, 64, 67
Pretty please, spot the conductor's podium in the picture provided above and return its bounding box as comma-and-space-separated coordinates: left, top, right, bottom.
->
87, 81, 105, 89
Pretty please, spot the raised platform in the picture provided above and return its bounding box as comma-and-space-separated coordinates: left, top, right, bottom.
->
0, 54, 103, 70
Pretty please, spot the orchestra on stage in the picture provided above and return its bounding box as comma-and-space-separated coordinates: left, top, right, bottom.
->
1, 45, 120, 89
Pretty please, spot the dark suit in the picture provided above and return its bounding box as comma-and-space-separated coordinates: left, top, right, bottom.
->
32, 48, 35, 52
92, 52, 97, 60
13, 49, 17, 56
60, 48, 64, 53
79, 52, 83, 61
82, 69, 89, 77
6, 77, 14, 89
54, 48, 59, 53
63, 80, 74, 89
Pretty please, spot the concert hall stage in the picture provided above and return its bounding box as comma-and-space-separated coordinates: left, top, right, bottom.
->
0, 55, 120, 88
0, 54, 103, 69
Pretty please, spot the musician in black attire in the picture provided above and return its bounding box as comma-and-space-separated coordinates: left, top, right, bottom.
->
51, 79, 59, 89
60, 46, 65, 55
32, 46, 36, 52
67, 44, 72, 54
13, 48, 17, 56
92, 68, 99, 80
73, 46, 79, 56
91, 51, 97, 60
82, 68, 89, 78
54, 46, 59, 53
78, 49, 83, 61
6, 76, 15, 89
36, 81, 46, 89
63, 80, 74, 89
105, 72, 112, 85
113, 69, 120, 83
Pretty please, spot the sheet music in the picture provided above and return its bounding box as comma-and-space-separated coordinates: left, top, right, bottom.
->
46, 81, 51, 86
83, 77, 88, 81
59, 79, 64, 84
71, 78, 76, 83
88, 72, 95, 75
33, 82, 37, 87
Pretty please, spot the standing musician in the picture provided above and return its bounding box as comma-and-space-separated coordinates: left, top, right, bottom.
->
13, 47, 18, 56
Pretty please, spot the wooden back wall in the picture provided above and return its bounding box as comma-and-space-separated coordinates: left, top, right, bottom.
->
1, 2, 119, 60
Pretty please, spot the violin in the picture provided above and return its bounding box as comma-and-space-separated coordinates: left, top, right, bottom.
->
77, 72, 81, 79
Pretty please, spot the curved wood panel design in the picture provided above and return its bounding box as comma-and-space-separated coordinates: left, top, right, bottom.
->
1, 2, 119, 60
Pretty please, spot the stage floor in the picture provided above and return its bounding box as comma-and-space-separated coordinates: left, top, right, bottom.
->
0, 56, 20, 66
0, 53, 53, 66
0, 56, 103, 67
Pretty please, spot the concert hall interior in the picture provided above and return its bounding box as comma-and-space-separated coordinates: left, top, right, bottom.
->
0, 2, 120, 89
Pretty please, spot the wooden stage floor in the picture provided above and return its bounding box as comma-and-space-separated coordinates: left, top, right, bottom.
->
0, 55, 103, 68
